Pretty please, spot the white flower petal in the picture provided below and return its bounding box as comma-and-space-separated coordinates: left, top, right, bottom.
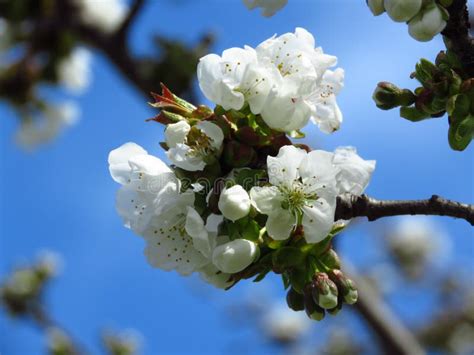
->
218, 185, 251, 222
196, 121, 224, 150
266, 208, 295, 240
333, 146, 376, 195
185, 207, 214, 258
301, 199, 336, 243
108, 142, 147, 184
165, 121, 191, 148
267, 145, 307, 186
249, 186, 283, 214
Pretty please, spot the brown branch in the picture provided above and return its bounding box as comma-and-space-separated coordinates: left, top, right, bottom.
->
336, 194, 474, 225
346, 268, 426, 355
442, 0, 474, 76
116, 0, 146, 40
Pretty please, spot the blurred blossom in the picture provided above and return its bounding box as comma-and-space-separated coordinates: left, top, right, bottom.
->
320, 328, 362, 355
386, 217, 451, 279
58, 48, 92, 94
36, 250, 63, 277
74, 0, 128, 33
46, 327, 77, 355
0, 18, 11, 52
102, 328, 143, 355
242, 0, 288, 17
16, 101, 80, 150
366, 262, 402, 295
448, 323, 474, 355
261, 303, 311, 344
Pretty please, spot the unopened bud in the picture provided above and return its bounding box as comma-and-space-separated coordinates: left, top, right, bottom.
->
408, 3, 447, 42
329, 270, 359, 305
373, 82, 416, 110
218, 185, 251, 222
384, 0, 422, 22
236, 126, 261, 146
223, 141, 256, 168
212, 239, 259, 274
319, 249, 341, 270
286, 288, 305, 312
312, 273, 339, 310
367, 0, 385, 16
303, 285, 325, 321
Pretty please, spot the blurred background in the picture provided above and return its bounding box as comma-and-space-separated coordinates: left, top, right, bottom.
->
1, 0, 473, 354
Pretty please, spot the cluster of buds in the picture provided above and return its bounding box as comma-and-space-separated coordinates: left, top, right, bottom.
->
367, 0, 449, 42
284, 247, 357, 321
373, 51, 474, 151
0, 254, 57, 317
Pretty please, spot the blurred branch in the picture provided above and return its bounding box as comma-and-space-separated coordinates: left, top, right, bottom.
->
336, 194, 474, 225
346, 268, 425, 355
116, 0, 146, 40
442, 0, 474, 76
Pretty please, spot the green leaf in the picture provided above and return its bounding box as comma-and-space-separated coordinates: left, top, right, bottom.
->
400, 106, 432, 122
242, 220, 260, 242
448, 115, 474, 151
272, 247, 306, 269
234, 168, 266, 190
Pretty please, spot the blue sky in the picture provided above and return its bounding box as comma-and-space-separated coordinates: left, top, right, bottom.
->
1, 1, 473, 354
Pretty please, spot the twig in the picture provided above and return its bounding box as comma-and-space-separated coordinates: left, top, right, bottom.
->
442, 0, 474, 76
336, 194, 474, 225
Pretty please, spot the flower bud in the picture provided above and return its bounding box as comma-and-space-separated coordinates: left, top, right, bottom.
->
329, 270, 358, 305
373, 82, 416, 110
319, 248, 341, 270
212, 239, 259, 274
218, 185, 251, 221
384, 0, 422, 22
312, 273, 339, 310
303, 285, 325, 321
164, 121, 191, 148
408, 3, 447, 42
223, 141, 257, 168
367, 0, 385, 16
286, 287, 305, 311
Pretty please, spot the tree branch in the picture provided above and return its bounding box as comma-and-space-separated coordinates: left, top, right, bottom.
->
335, 194, 474, 225
442, 0, 474, 76
116, 0, 146, 40
345, 267, 425, 355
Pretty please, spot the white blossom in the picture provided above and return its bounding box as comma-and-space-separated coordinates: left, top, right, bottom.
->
218, 185, 251, 221
108, 142, 178, 234
408, 3, 447, 42
197, 47, 277, 113
333, 147, 376, 196
143, 190, 212, 275
166, 121, 224, 171
243, 0, 288, 17
384, 0, 422, 22
197, 28, 344, 134
58, 48, 92, 94
74, 0, 127, 33
387, 217, 451, 264
212, 238, 259, 274
250, 145, 338, 243
250, 145, 375, 243
16, 102, 80, 150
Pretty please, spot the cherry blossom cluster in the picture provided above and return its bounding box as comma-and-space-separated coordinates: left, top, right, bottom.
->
109, 28, 375, 318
